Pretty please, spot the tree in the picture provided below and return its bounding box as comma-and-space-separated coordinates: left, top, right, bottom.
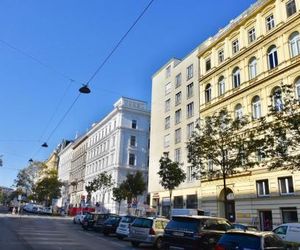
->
112, 183, 127, 214
157, 155, 186, 218
33, 169, 62, 206
260, 84, 300, 171
186, 109, 263, 220
122, 171, 146, 205
93, 172, 114, 207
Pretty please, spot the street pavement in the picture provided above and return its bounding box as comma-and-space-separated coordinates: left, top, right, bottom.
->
0, 213, 154, 250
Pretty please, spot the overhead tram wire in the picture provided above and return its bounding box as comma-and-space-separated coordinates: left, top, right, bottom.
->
35, 0, 155, 151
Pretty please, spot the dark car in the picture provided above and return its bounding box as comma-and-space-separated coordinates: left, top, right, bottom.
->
215, 231, 292, 250
93, 213, 116, 232
231, 223, 258, 232
163, 215, 232, 250
102, 215, 121, 236
82, 212, 102, 230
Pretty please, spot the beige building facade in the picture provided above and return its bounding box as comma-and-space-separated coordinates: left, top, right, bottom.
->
149, 0, 300, 229
198, 0, 300, 229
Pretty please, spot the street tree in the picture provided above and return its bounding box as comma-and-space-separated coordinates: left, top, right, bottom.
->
157, 155, 186, 217
93, 172, 114, 207
122, 171, 146, 205
186, 109, 263, 220
112, 183, 127, 214
260, 84, 300, 171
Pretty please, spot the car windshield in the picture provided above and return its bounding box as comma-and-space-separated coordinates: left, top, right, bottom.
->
132, 218, 153, 228
121, 216, 136, 223
218, 233, 261, 249
166, 217, 200, 232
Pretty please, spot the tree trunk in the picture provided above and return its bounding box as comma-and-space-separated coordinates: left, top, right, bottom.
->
222, 172, 228, 220
118, 201, 121, 215
169, 190, 173, 219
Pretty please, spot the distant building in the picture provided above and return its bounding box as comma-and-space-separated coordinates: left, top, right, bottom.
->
84, 97, 150, 214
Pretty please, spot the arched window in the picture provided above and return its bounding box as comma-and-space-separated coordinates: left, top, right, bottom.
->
252, 96, 262, 119
218, 76, 225, 96
295, 77, 300, 100
271, 87, 283, 112
267, 45, 278, 69
232, 67, 241, 88
289, 31, 300, 57
248, 57, 257, 80
234, 104, 243, 119
205, 84, 212, 103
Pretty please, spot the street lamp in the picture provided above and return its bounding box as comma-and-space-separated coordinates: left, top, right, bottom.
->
41, 142, 48, 148
79, 84, 91, 94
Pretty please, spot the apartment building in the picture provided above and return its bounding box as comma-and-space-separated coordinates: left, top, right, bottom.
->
149, 50, 200, 217
197, 0, 300, 229
84, 97, 150, 214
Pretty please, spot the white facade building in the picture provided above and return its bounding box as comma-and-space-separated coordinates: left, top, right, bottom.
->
148, 50, 200, 216
84, 97, 150, 214
57, 140, 73, 208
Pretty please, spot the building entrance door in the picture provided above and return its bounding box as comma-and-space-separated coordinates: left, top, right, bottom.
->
259, 210, 273, 231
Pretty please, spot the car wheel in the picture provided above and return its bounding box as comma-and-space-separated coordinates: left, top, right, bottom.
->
131, 241, 140, 247
155, 237, 163, 249
73, 219, 76, 224
117, 235, 124, 240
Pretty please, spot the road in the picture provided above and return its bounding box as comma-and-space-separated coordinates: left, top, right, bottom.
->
0, 211, 153, 250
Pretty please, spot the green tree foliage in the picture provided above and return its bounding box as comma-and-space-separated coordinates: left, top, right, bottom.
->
157, 155, 186, 217
122, 171, 146, 204
33, 169, 62, 206
186, 109, 263, 220
260, 84, 300, 171
112, 183, 127, 214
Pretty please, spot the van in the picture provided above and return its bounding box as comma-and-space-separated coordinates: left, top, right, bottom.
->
273, 223, 300, 243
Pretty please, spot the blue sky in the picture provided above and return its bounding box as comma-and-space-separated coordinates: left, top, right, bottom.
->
0, 0, 256, 187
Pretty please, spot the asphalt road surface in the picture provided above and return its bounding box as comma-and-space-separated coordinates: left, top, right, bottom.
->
0, 212, 154, 250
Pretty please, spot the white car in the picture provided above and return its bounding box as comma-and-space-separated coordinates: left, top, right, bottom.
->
73, 211, 88, 224
273, 223, 300, 243
116, 215, 136, 239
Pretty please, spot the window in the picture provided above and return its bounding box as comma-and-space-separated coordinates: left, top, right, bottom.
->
256, 179, 270, 196
164, 134, 170, 148
131, 120, 137, 129
175, 92, 182, 106
289, 32, 300, 57
166, 65, 171, 78
187, 82, 194, 99
205, 84, 212, 102
187, 64, 194, 80
173, 196, 184, 209
218, 49, 224, 63
268, 45, 278, 69
218, 76, 225, 96
266, 14, 275, 31
187, 122, 194, 139
249, 57, 257, 80
186, 194, 198, 208
175, 109, 181, 124
257, 148, 266, 162
234, 104, 243, 119
165, 99, 171, 112
130, 136, 136, 147
165, 116, 170, 129
286, 0, 297, 17
248, 28, 256, 43
175, 73, 182, 88
165, 82, 171, 95
278, 176, 294, 195
129, 153, 136, 166
252, 96, 262, 119
207, 159, 213, 171
295, 78, 300, 100
232, 67, 241, 88
232, 39, 239, 54
187, 102, 194, 118
174, 148, 181, 163
205, 58, 211, 71
272, 87, 283, 112
273, 225, 288, 235
175, 128, 181, 144
281, 207, 298, 223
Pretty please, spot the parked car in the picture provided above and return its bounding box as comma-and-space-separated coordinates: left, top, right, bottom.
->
215, 230, 292, 250
73, 211, 89, 224
92, 213, 116, 232
273, 223, 300, 244
163, 215, 231, 250
103, 215, 122, 236
116, 215, 137, 239
128, 217, 169, 249
231, 223, 258, 232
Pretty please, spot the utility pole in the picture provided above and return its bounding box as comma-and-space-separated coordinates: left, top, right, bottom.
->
0, 155, 3, 167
